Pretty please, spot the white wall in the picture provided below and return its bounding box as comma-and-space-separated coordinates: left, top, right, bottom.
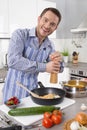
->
50, 36, 87, 63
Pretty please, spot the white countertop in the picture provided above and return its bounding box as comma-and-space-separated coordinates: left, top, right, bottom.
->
0, 96, 75, 126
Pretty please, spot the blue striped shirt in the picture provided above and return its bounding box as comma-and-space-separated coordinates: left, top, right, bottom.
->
3, 28, 59, 102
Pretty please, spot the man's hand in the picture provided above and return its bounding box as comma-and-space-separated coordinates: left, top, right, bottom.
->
49, 51, 62, 62
46, 51, 63, 73
46, 60, 61, 73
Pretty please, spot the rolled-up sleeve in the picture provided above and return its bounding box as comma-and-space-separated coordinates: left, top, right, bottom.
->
36, 62, 46, 72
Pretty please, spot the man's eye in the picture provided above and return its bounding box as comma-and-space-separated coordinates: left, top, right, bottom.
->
44, 18, 48, 23
50, 23, 56, 27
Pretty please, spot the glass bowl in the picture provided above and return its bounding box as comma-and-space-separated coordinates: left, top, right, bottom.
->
5, 101, 20, 109
5, 97, 20, 109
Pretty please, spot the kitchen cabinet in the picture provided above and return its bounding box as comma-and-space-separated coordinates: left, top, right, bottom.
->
0, 0, 57, 38
1, 0, 87, 39
9, 0, 56, 38
9, 0, 37, 36
0, 0, 9, 38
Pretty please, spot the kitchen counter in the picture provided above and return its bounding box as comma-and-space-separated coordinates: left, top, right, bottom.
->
0, 97, 87, 129
65, 62, 87, 70
33, 97, 87, 130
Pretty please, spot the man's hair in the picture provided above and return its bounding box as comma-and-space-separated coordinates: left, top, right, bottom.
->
40, 7, 62, 24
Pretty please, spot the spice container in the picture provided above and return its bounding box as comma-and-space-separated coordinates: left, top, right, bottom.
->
72, 51, 79, 64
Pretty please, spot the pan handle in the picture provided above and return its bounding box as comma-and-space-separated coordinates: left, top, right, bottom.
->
38, 81, 45, 88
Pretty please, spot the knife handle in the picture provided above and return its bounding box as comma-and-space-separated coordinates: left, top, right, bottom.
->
0, 126, 22, 130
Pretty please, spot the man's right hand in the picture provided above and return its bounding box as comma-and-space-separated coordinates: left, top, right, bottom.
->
46, 60, 60, 73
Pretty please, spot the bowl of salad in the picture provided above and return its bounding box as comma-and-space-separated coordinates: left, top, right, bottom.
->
5, 96, 20, 109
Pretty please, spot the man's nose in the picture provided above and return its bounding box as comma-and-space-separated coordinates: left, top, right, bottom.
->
45, 22, 51, 28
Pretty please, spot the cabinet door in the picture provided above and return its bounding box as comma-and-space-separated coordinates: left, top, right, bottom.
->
0, 0, 9, 34
9, 0, 37, 35
9, 0, 56, 37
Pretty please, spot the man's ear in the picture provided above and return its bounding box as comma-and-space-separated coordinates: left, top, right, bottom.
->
38, 16, 41, 22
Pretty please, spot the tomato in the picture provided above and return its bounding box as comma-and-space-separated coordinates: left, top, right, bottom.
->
51, 114, 62, 125
42, 118, 53, 128
44, 112, 52, 118
52, 110, 62, 117
6, 96, 19, 105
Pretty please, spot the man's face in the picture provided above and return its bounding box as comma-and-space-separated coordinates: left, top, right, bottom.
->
37, 11, 59, 39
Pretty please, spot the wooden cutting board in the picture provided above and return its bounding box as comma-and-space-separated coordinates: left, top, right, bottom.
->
0, 97, 75, 126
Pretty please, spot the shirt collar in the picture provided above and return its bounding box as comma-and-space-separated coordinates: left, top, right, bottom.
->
29, 27, 36, 37
29, 27, 51, 46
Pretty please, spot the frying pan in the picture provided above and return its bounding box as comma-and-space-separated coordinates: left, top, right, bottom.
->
31, 82, 66, 105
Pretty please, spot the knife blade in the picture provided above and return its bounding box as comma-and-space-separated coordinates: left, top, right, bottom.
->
24, 123, 42, 129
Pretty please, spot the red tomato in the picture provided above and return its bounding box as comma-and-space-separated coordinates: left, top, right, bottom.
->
52, 110, 62, 117
42, 118, 53, 128
44, 112, 52, 118
51, 114, 62, 125
7, 97, 19, 105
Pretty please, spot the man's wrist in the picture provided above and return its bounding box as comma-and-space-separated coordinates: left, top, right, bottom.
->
36, 62, 46, 72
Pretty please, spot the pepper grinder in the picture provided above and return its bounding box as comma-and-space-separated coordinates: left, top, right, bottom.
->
50, 73, 58, 83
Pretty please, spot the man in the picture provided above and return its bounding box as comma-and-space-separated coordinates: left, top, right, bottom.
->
3, 7, 63, 102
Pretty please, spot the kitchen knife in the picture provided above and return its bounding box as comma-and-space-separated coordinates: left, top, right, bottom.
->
0, 126, 22, 130
24, 123, 42, 129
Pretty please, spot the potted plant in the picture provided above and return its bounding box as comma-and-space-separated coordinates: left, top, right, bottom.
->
61, 49, 69, 63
